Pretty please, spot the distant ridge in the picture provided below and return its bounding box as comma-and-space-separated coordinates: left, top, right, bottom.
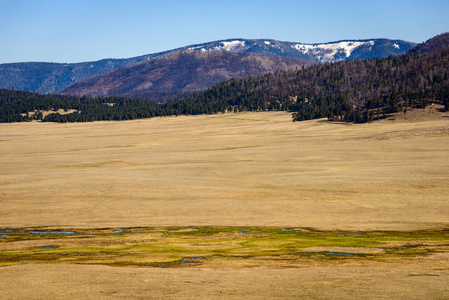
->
186, 38, 414, 63
0, 38, 415, 95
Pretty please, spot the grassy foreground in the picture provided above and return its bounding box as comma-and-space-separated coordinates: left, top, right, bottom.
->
1, 107, 449, 298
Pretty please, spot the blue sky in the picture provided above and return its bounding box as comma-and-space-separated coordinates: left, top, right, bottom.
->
0, 0, 448, 64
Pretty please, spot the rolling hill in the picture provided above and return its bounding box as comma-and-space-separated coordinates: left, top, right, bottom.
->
60, 50, 313, 101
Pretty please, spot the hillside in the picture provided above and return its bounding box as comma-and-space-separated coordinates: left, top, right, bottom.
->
407, 32, 449, 55
61, 51, 313, 101
0, 38, 415, 95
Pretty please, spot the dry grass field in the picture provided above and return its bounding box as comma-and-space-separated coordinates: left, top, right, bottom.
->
1, 106, 449, 299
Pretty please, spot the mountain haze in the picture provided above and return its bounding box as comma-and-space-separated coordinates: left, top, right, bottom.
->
0, 38, 415, 95
0, 56, 153, 94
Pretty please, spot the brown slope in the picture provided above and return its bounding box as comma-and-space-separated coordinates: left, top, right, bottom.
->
407, 32, 449, 56
60, 50, 313, 102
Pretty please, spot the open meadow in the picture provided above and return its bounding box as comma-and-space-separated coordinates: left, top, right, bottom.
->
1, 107, 449, 299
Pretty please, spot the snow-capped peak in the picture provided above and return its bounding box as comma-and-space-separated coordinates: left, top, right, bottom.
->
213, 40, 246, 51
292, 40, 375, 62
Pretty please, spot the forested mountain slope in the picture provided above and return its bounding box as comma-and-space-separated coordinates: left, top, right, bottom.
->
178, 44, 449, 122
60, 51, 313, 102
407, 32, 449, 56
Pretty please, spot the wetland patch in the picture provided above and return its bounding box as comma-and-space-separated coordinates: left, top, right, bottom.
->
0, 227, 448, 268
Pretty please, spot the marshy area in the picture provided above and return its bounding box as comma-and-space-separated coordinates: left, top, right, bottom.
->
1, 226, 448, 268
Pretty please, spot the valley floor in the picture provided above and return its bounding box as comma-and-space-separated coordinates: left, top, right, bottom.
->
0, 107, 448, 298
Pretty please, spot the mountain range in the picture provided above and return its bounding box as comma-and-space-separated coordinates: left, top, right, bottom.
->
0, 38, 415, 99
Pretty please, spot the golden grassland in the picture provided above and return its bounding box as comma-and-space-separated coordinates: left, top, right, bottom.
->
1, 107, 449, 230
0, 106, 449, 299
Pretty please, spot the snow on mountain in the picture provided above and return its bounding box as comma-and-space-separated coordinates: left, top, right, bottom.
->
184, 38, 411, 63
188, 41, 248, 52
214, 40, 247, 51
293, 41, 375, 62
